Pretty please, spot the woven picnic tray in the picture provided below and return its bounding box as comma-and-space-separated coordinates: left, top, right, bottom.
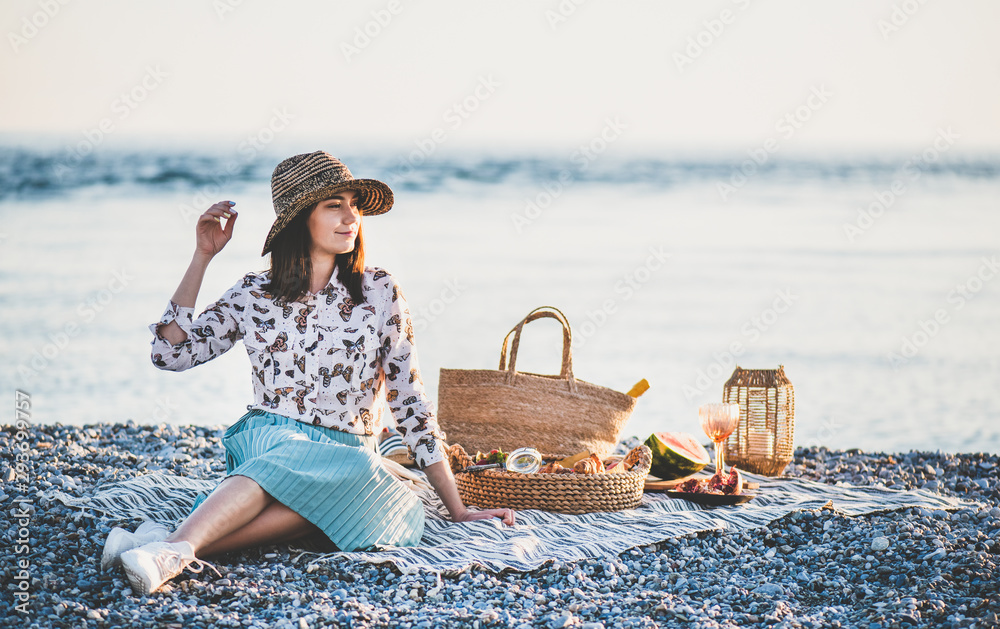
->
447, 443, 652, 514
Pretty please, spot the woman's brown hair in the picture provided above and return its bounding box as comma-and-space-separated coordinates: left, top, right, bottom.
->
262, 201, 366, 305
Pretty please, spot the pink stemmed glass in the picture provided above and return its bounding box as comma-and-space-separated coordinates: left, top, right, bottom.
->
699, 403, 740, 474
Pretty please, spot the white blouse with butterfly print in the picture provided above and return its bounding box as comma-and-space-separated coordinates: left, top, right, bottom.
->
148, 266, 446, 469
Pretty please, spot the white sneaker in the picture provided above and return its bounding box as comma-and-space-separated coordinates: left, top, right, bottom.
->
120, 540, 220, 595
101, 521, 171, 571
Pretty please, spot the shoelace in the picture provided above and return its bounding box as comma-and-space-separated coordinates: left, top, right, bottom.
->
155, 547, 223, 579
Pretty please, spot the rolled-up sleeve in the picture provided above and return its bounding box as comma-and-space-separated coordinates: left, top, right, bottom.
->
381, 275, 446, 469
149, 276, 247, 372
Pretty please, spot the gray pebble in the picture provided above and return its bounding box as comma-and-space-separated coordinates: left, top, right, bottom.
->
755, 583, 784, 597
550, 612, 574, 628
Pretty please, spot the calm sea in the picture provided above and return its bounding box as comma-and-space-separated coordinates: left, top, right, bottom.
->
2, 143, 998, 454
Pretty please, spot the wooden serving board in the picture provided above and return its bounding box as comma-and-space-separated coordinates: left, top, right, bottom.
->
644, 474, 760, 493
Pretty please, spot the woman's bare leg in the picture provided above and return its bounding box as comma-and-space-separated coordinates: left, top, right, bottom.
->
165, 475, 277, 553
197, 501, 322, 557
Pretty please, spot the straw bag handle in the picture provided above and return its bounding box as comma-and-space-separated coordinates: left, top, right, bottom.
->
499, 306, 573, 376
499, 306, 576, 392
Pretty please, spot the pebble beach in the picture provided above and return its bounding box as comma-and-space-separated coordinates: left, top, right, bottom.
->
2, 422, 998, 629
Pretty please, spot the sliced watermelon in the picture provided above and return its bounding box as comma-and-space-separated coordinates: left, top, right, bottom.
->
644, 432, 710, 480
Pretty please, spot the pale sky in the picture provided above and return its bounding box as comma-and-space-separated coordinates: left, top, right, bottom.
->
2, 0, 999, 155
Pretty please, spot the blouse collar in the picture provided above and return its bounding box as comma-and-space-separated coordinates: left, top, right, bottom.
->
306, 272, 351, 300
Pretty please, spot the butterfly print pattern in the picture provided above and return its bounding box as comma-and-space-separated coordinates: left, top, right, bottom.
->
359, 407, 374, 433
340, 335, 365, 360
317, 363, 353, 387
386, 362, 401, 381
295, 304, 314, 333
252, 315, 276, 331
220, 327, 240, 346
261, 392, 281, 409
305, 331, 323, 353
385, 314, 401, 333
292, 380, 314, 415
148, 267, 445, 469
289, 353, 305, 374
375, 336, 391, 363
338, 299, 356, 322
191, 325, 215, 338
202, 310, 226, 325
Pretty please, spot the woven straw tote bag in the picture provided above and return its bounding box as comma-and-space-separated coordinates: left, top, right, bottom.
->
437, 306, 637, 459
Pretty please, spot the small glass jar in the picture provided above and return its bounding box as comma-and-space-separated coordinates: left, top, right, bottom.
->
506, 447, 542, 474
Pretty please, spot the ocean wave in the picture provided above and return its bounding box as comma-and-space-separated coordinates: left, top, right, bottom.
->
1, 145, 997, 201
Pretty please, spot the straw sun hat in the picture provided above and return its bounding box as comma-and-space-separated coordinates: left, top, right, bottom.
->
261, 150, 394, 256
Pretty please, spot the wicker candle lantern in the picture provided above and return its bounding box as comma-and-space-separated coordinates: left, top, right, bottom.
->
722, 365, 795, 476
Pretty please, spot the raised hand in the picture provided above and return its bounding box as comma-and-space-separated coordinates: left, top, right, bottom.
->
195, 201, 238, 259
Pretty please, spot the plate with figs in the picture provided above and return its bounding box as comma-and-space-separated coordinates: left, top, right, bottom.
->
659, 468, 757, 506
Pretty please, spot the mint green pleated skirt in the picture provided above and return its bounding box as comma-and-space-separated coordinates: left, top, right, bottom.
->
190, 408, 425, 552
